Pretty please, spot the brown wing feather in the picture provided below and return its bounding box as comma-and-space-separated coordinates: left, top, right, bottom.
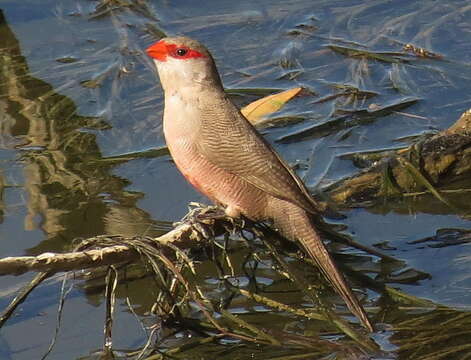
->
196, 92, 319, 215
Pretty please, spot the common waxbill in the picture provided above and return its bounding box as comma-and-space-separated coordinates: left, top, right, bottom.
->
146, 36, 373, 332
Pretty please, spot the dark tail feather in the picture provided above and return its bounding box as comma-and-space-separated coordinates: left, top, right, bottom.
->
270, 200, 374, 332
298, 224, 374, 332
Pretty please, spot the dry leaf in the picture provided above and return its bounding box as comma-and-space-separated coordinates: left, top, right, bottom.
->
241, 87, 302, 124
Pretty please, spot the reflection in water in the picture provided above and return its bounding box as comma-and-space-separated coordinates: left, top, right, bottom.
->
0, 10, 165, 254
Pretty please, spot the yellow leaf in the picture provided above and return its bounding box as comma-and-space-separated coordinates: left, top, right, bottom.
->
241, 87, 302, 125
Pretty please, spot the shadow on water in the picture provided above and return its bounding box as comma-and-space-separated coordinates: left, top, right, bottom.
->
0, 1, 470, 359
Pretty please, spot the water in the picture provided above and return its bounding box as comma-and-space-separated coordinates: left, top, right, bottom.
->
1, 0, 470, 358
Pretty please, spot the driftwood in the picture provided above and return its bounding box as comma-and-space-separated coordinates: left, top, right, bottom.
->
324, 109, 471, 212
0, 207, 234, 276
0, 206, 239, 331
0, 205, 381, 350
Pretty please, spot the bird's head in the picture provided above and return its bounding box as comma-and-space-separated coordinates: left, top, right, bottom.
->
146, 36, 223, 92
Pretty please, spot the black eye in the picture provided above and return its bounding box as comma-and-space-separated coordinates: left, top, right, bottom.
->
176, 48, 188, 56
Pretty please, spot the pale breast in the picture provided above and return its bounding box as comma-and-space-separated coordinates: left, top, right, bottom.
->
164, 130, 267, 220
162, 91, 267, 220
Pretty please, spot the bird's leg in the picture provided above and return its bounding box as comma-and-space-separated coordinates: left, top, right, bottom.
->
224, 205, 241, 218
220, 205, 246, 232
174, 202, 222, 241
175, 202, 247, 240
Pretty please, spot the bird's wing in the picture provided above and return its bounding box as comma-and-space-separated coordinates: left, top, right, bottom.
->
197, 94, 319, 214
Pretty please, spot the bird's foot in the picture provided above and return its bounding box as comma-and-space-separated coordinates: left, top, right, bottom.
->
175, 203, 225, 241
175, 203, 246, 241
223, 215, 246, 235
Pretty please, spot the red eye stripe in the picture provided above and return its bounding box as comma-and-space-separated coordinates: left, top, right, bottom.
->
146, 40, 206, 62
166, 44, 205, 60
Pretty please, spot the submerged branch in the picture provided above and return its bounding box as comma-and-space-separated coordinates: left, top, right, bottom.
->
0, 207, 232, 276
324, 108, 471, 211
0, 206, 379, 347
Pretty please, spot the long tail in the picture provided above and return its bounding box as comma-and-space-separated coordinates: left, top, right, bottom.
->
268, 198, 373, 332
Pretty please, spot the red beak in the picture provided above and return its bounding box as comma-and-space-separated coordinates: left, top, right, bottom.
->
146, 40, 168, 61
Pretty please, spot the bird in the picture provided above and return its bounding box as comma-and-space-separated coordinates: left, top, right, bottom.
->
146, 36, 373, 332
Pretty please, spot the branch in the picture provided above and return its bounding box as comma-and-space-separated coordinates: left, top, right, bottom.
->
324, 109, 471, 209
0, 207, 233, 276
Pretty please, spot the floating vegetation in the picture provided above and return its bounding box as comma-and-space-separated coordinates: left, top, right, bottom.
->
278, 98, 420, 143
409, 228, 471, 248
403, 43, 443, 60
89, 0, 157, 20
55, 56, 80, 64
327, 44, 410, 63
313, 84, 378, 104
